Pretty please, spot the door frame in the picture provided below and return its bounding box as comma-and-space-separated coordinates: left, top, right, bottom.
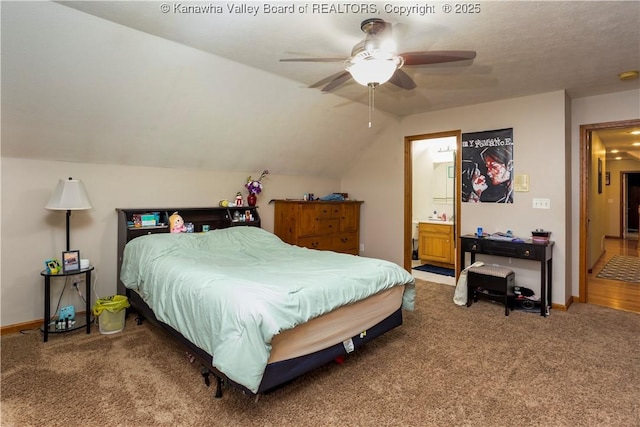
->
404, 130, 462, 273
579, 118, 640, 302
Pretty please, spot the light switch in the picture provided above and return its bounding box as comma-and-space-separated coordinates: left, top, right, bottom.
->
532, 198, 551, 209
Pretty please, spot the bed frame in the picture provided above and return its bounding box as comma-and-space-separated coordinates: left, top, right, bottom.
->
116, 207, 403, 398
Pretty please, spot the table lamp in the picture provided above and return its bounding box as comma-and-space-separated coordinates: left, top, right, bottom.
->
45, 177, 93, 251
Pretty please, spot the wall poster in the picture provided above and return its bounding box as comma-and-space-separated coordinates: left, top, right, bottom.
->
461, 128, 514, 203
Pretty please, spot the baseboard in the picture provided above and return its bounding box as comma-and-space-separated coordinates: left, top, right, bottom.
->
0, 319, 42, 336
0, 310, 89, 336
550, 295, 574, 312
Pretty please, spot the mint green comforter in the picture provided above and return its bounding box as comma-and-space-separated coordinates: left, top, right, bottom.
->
120, 226, 415, 393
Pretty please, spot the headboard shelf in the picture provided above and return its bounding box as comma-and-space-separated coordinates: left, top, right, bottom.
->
116, 206, 261, 296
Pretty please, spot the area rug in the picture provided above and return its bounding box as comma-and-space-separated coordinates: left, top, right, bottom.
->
413, 263, 455, 277
596, 255, 640, 283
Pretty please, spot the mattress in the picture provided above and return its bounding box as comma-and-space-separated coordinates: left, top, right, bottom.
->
268, 285, 404, 363
128, 284, 403, 365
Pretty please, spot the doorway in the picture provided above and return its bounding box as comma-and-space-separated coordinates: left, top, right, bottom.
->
404, 130, 462, 279
579, 119, 640, 313
623, 172, 640, 238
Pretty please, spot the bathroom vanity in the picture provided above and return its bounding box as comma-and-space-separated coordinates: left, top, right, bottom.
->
418, 221, 455, 267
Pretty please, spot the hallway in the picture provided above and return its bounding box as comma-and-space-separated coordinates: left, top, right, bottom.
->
587, 237, 639, 313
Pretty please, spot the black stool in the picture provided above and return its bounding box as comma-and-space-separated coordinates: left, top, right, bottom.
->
467, 265, 515, 316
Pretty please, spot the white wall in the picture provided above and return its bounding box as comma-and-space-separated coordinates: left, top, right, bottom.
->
0, 158, 339, 326
346, 91, 570, 304
346, 88, 640, 305
3, 90, 639, 327
340, 121, 404, 265
588, 133, 608, 268
2, 1, 392, 180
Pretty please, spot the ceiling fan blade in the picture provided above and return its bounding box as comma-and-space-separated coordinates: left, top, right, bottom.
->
280, 57, 346, 63
321, 71, 352, 92
400, 50, 477, 66
309, 71, 349, 88
388, 69, 417, 90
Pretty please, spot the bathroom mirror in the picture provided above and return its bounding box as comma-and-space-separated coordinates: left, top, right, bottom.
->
433, 161, 454, 203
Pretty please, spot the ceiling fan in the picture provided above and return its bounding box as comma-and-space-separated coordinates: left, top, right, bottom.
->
280, 18, 476, 92
280, 18, 476, 126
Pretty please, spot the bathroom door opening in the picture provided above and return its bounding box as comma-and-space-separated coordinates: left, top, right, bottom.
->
404, 130, 462, 277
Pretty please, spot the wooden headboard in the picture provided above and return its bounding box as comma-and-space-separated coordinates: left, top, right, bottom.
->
115, 206, 261, 296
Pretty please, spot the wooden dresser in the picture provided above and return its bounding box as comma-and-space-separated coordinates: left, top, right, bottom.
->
272, 200, 363, 255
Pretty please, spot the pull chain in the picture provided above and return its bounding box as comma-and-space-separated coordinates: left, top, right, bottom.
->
368, 83, 377, 128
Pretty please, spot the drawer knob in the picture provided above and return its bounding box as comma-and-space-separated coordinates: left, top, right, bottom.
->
471, 244, 478, 251
524, 250, 530, 256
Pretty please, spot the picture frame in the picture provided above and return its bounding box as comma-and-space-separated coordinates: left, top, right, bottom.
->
44, 259, 61, 275
62, 250, 81, 273
605, 172, 611, 186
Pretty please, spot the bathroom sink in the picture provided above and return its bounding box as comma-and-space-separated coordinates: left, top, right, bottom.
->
422, 219, 454, 225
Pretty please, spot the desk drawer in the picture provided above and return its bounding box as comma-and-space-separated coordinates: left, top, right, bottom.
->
461, 238, 482, 252
516, 245, 541, 259
481, 239, 518, 257
462, 238, 516, 255
462, 238, 544, 260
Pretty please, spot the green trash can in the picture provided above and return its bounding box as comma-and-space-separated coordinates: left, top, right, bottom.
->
92, 295, 130, 335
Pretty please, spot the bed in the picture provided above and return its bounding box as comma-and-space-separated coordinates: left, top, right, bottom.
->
116, 207, 415, 397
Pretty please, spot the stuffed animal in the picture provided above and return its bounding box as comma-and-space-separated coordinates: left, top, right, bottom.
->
169, 211, 187, 233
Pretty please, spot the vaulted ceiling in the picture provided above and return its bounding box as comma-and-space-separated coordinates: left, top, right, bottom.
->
2, 1, 639, 176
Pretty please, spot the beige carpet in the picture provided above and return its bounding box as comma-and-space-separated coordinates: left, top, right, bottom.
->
2, 280, 639, 426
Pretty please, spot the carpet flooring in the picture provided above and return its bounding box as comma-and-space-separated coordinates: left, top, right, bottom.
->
2, 280, 640, 426
412, 263, 455, 277
596, 254, 640, 283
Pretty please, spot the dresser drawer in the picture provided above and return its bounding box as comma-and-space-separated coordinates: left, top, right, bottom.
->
331, 233, 358, 253
316, 219, 339, 235
297, 235, 332, 251
316, 204, 340, 219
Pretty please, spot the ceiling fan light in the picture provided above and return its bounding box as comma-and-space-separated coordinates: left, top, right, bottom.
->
347, 57, 399, 86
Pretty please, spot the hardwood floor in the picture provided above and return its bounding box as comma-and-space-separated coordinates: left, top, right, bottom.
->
587, 237, 640, 313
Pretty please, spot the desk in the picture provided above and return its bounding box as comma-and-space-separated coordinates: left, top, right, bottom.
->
41, 266, 94, 342
460, 236, 553, 317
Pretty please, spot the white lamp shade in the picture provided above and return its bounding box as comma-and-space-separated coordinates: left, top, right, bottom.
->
347, 57, 399, 86
45, 178, 93, 211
